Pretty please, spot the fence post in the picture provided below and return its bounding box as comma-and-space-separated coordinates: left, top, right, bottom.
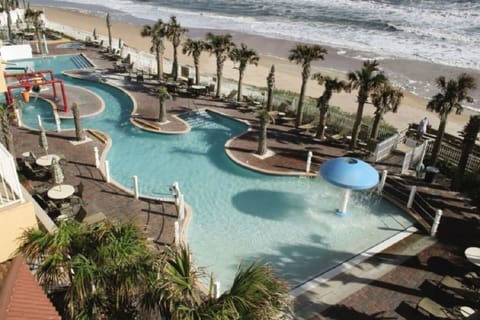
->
105, 160, 110, 183
306, 151, 313, 173
14, 109, 21, 127
430, 209, 443, 237
174, 221, 180, 247
179, 194, 185, 221
377, 170, 388, 194
54, 112, 61, 132
214, 281, 221, 299
133, 175, 139, 199
37, 114, 42, 129
407, 186, 416, 208
94, 147, 99, 168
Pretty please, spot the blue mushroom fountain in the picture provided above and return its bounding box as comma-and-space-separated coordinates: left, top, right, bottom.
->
320, 157, 379, 216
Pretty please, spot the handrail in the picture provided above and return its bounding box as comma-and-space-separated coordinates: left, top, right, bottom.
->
382, 175, 437, 232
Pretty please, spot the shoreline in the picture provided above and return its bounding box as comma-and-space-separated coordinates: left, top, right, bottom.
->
39, 6, 479, 137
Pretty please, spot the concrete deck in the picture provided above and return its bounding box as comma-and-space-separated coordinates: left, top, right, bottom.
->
12, 42, 480, 319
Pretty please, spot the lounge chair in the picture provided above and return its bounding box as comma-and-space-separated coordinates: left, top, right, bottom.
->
466, 271, 480, 288
417, 297, 469, 319
438, 276, 479, 303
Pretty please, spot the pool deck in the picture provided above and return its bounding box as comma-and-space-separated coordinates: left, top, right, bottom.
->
13, 43, 480, 319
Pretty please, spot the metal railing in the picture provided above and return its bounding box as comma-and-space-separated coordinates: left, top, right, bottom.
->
0, 143, 24, 208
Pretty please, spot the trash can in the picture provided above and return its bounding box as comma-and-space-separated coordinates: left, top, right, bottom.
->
424, 166, 439, 183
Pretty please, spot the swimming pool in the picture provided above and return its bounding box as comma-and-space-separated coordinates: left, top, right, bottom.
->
18, 55, 414, 289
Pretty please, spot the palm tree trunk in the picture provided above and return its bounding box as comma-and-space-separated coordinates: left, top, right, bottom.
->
316, 107, 328, 140
237, 68, 244, 102
106, 14, 112, 49
156, 49, 164, 81
452, 116, 480, 190
159, 100, 166, 122
369, 111, 383, 142
430, 114, 448, 166
194, 56, 200, 85
296, 76, 307, 128
452, 140, 473, 190
35, 29, 43, 54
215, 59, 223, 98
1, 114, 17, 168
6, 4, 12, 41
257, 120, 267, 155
172, 45, 178, 80
266, 87, 273, 112
72, 104, 85, 141
350, 101, 365, 149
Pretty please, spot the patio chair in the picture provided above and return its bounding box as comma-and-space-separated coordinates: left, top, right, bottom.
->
417, 297, 466, 319
74, 206, 88, 222
466, 271, 480, 288
23, 160, 49, 179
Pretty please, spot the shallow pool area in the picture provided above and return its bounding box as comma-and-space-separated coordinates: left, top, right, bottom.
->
18, 55, 415, 289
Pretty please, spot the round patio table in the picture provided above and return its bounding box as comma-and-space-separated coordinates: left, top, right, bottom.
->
465, 247, 480, 267
47, 184, 75, 200
36, 154, 60, 167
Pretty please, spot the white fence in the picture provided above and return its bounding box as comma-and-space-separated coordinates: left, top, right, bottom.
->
0, 143, 24, 208
427, 142, 480, 172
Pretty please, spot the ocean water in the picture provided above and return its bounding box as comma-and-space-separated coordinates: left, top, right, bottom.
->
38, 0, 480, 70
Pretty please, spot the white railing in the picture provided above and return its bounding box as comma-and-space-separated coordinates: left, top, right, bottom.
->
427, 142, 480, 172
373, 133, 400, 162
0, 143, 24, 208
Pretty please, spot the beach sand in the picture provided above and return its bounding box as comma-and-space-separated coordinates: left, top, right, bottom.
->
40, 6, 479, 136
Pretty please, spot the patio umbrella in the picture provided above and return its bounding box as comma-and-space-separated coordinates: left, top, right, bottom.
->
93, 28, 97, 40
51, 158, 64, 185
39, 127, 48, 155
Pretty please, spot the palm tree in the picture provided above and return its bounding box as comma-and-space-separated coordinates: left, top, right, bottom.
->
2, 0, 14, 41
312, 73, 348, 140
165, 16, 187, 81
141, 19, 167, 80
142, 245, 289, 319
156, 86, 171, 123
452, 115, 480, 190
266, 65, 275, 111
17, 220, 159, 319
71, 103, 85, 141
216, 261, 288, 319
229, 43, 259, 102
24, 7, 44, 54
256, 109, 275, 155
205, 32, 235, 98
0, 104, 16, 161
288, 44, 327, 128
426, 73, 476, 165
348, 60, 386, 149
369, 82, 403, 142
182, 38, 205, 85
106, 13, 112, 49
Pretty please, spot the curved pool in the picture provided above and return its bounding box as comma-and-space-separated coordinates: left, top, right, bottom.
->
18, 55, 414, 289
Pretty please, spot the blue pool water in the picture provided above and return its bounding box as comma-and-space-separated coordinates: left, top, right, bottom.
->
19, 55, 414, 289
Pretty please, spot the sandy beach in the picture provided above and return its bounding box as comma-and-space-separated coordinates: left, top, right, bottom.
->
40, 6, 479, 136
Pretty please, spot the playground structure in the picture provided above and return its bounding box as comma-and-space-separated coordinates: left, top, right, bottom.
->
3, 68, 68, 112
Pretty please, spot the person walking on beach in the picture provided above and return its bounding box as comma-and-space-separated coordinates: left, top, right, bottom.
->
417, 116, 429, 139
